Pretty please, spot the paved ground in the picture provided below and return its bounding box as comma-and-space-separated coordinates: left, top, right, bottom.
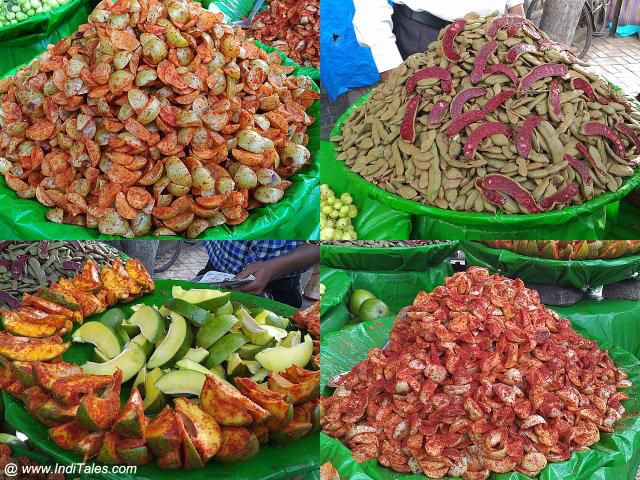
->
321, 34, 640, 140
584, 35, 640, 98
154, 241, 208, 281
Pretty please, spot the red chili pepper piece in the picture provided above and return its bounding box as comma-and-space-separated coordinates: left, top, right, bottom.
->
483, 64, 519, 88
446, 110, 486, 137
450, 87, 486, 118
464, 122, 512, 158
482, 174, 541, 213
576, 143, 606, 176
482, 90, 515, 114
570, 77, 594, 101
539, 183, 580, 211
442, 19, 466, 62
406, 67, 452, 94
519, 63, 568, 94
515, 116, 543, 159
548, 80, 563, 122
506, 43, 538, 63
476, 178, 507, 207
614, 123, 640, 155
400, 96, 420, 142
486, 14, 527, 39
564, 154, 593, 186
470, 41, 498, 84
428, 100, 450, 125
580, 121, 626, 158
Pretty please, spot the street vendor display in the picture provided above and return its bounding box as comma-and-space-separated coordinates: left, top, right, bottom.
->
321, 267, 633, 479
331, 13, 640, 216
483, 240, 640, 260
250, 0, 319, 69
0, 0, 318, 238
0, 254, 320, 472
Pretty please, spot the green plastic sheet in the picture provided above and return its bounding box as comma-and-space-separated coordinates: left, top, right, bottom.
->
321, 242, 458, 271
463, 241, 640, 289
320, 143, 413, 240
325, 92, 640, 240
0, 43, 320, 240
319, 243, 457, 334
320, 313, 640, 480
3, 279, 319, 480
0, 0, 91, 75
203, 0, 319, 80
551, 299, 640, 359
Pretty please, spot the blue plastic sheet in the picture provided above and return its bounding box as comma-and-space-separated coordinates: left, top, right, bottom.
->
320, 0, 380, 101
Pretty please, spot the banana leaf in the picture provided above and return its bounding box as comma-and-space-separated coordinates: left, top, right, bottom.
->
3, 279, 319, 480
320, 313, 640, 480
0, 41, 320, 240
463, 241, 640, 289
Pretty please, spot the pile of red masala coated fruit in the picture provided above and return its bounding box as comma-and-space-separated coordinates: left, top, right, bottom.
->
251, 0, 319, 69
0, 0, 318, 238
321, 267, 631, 479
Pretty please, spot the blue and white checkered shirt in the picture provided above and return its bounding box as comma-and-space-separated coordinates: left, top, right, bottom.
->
203, 241, 305, 277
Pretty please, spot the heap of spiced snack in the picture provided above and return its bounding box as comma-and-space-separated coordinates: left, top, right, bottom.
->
332, 13, 640, 214
0, 0, 318, 238
484, 240, 640, 260
0, 257, 319, 470
321, 267, 631, 479
250, 0, 319, 69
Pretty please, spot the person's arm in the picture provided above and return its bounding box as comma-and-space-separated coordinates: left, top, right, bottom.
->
506, 1, 525, 16
233, 244, 320, 295
352, 0, 404, 81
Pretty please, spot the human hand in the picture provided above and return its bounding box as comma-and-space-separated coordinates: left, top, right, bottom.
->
233, 261, 278, 295
380, 69, 394, 83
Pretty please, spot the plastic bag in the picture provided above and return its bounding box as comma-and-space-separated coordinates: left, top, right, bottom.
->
320, 313, 640, 480
0, 42, 320, 240
325, 93, 640, 240
3, 279, 320, 480
320, 143, 412, 240
463, 241, 640, 289
319, 243, 457, 334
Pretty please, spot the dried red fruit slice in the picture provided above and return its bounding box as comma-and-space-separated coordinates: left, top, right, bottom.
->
405, 67, 452, 94
483, 64, 519, 88
547, 80, 563, 122
580, 121, 626, 159
570, 77, 594, 101
614, 123, 640, 155
464, 122, 512, 158
446, 110, 486, 137
482, 90, 515, 114
482, 174, 541, 213
539, 183, 580, 210
400, 96, 420, 143
442, 19, 467, 62
576, 143, 606, 177
487, 14, 528, 38
506, 43, 538, 63
470, 41, 498, 84
515, 116, 543, 159
450, 88, 486, 118
428, 100, 449, 125
519, 64, 568, 94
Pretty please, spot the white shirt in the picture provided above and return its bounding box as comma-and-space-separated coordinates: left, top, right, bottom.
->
353, 0, 524, 73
